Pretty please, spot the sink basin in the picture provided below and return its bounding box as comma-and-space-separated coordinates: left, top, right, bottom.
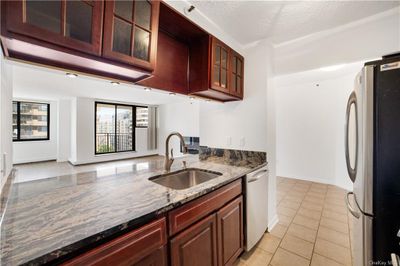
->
149, 168, 222, 190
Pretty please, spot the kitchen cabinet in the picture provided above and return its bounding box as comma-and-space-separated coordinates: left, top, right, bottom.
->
229, 51, 244, 98
217, 196, 244, 266
3, 0, 103, 55
210, 38, 230, 94
63, 179, 244, 266
170, 214, 218, 266
63, 218, 167, 266
137, 2, 244, 102
1, 0, 155, 83
188, 35, 244, 101
137, 30, 189, 94
103, 0, 160, 70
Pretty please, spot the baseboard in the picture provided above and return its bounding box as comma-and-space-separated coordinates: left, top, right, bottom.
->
267, 214, 279, 232
277, 174, 353, 191
0, 168, 16, 224
13, 157, 57, 165
69, 154, 160, 166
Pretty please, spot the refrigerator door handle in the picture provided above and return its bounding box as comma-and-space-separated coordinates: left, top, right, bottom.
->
392, 253, 400, 266
346, 192, 360, 219
345, 91, 359, 183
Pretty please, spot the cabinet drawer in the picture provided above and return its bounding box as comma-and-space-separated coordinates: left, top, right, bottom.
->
64, 218, 167, 266
169, 179, 242, 235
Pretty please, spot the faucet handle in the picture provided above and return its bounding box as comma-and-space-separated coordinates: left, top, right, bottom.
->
182, 160, 187, 169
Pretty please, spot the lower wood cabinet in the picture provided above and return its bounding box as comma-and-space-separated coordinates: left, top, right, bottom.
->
217, 196, 244, 266
170, 195, 243, 266
63, 218, 167, 266
170, 214, 218, 266
64, 180, 244, 266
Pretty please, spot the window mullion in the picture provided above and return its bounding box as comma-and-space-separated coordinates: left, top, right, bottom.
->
17, 102, 21, 140
114, 104, 118, 152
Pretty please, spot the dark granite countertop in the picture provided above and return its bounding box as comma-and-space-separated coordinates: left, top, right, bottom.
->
1, 155, 266, 265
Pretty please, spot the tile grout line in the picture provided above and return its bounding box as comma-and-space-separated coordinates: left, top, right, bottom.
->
275, 179, 313, 265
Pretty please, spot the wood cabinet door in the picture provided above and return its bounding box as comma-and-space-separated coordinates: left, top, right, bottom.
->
63, 218, 167, 266
229, 51, 244, 99
170, 214, 218, 266
133, 246, 167, 266
4, 0, 103, 55
217, 196, 244, 266
103, 0, 159, 70
210, 37, 230, 94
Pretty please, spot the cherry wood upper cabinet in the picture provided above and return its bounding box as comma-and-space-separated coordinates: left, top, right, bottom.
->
4, 0, 103, 55
229, 51, 244, 99
210, 37, 230, 94
103, 0, 160, 71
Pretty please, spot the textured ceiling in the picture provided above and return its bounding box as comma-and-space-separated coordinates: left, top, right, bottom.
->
189, 1, 400, 45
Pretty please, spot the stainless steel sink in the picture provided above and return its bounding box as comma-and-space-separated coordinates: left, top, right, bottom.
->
149, 168, 222, 190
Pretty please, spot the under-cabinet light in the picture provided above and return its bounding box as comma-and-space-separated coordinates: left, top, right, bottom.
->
111, 81, 120, 86
144, 87, 152, 91
66, 73, 78, 78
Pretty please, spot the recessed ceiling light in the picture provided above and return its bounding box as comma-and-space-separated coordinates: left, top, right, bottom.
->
169, 92, 176, 96
144, 87, 152, 91
66, 72, 78, 78
111, 81, 120, 86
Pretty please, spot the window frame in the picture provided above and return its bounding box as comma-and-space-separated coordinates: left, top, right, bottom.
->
94, 101, 148, 155
13, 101, 50, 142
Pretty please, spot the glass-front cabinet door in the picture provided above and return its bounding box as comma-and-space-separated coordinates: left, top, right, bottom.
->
210, 37, 230, 93
4, 0, 103, 55
230, 51, 244, 98
103, 0, 160, 70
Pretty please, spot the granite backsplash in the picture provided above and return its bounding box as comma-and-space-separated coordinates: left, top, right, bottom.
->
199, 146, 267, 167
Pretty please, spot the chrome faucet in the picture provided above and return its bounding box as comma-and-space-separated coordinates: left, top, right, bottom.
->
164, 132, 188, 171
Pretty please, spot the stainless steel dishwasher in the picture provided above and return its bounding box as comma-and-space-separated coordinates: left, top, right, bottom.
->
245, 165, 269, 251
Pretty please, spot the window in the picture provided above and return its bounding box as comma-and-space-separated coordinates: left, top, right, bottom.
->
95, 102, 148, 154
136, 107, 148, 127
13, 101, 50, 141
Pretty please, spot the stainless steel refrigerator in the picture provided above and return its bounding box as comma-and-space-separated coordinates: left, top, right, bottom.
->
345, 53, 400, 266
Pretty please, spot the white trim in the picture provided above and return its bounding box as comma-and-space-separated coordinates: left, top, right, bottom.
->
273, 7, 400, 48
277, 175, 353, 191
267, 214, 279, 232
13, 157, 56, 165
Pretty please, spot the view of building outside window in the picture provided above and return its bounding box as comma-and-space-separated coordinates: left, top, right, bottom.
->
13, 101, 49, 141
136, 107, 148, 127
96, 103, 136, 154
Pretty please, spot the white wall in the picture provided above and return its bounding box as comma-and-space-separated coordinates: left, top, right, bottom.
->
57, 99, 71, 162
158, 101, 200, 157
199, 39, 277, 227
69, 97, 158, 165
0, 53, 13, 190
13, 100, 58, 164
199, 41, 271, 152
274, 8, 400, 75
275, 62, 364, 191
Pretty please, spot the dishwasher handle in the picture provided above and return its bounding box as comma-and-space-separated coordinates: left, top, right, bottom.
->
247, 169, 268, 183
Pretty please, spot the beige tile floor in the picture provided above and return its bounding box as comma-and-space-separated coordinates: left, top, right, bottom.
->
236, 176, 353, 266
